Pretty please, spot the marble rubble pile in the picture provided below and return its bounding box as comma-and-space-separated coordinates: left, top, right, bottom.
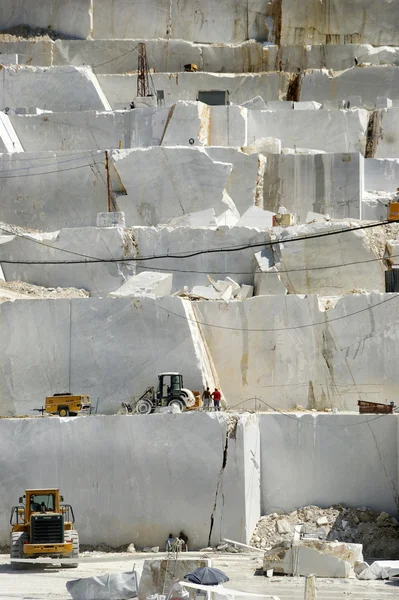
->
251, 505, 399, 559
0, 0, 399, 419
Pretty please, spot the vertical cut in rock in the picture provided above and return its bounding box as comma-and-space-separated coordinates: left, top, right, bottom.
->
365, 110, 382, 158
286, 73, 301, 102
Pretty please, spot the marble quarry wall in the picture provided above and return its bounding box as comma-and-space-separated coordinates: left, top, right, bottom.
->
194, 293, 399, 411
0, 66, 111, 112
0, 0, 268, 43
263, 153, 364, 220
279, 0, 399, 46
0, 297, 205, 416
260, 413, 399, 516
7, 105, 374, 155
0, 290, 397, 415
0, 147, 259, 230
4, 40, 399, 74
0, 411, 396, 548
97, 73, 289, 110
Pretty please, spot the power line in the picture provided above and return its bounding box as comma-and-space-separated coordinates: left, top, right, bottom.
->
154, 294, 399, 332
125, 251, 398, 275
0, 220, 397, 264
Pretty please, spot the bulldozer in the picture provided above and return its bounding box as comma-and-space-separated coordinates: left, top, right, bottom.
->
135, 372, 199, 414
10, 488, 79, 568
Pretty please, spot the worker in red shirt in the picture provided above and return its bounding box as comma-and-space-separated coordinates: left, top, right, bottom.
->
211, 388, 221, 411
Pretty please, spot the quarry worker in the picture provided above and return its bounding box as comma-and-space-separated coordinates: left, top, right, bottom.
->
166, 533, 175, 552
179, 531, 189, 551
202, 387, 211, 410
211, 388, 221, 411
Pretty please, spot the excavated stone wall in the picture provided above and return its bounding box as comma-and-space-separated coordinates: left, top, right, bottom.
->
0, 412, 396, 548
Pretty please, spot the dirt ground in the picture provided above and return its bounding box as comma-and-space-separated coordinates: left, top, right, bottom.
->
0, 552, 397, 600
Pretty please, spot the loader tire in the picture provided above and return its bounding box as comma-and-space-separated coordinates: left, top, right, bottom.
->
169, 399, 184, 412
61, 530, 79, 568
10, 531, 28, 569
136, 399, 153, 415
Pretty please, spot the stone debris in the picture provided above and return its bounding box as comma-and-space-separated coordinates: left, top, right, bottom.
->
0, 280, 88, 302
178, 276, 253, 302
251, 506, 399, 559
263, 539, 363, 578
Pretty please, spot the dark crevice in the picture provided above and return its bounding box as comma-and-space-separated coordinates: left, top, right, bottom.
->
207, 417, 238, 546
365, 110, 382, 158
267, 0, 282, 46
286, 73, 302, 102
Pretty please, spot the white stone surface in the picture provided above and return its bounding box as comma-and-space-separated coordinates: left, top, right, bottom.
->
10, 108, 171, 152
0, 151, 113, 230
208, 106, 248, 147
0, 226, 136, 296
204, 148, 259, 215
109, 272, 173, 298
0, 113, 24, 153
0, 0, 92, 39
52, 39, 271, 74
194, 293, 399, 410
263, 153, 364, 220
161, 101, 210, 147
0, 66, 111, 112
0, 41, 52, 67
365, 158, 399, 192
279, 0, 399, 46
269, 44, 399, 73
111, 147, 235, 226
242, 138, 281, 156
91, 0, 267, 43
237, 207, 275, 229
273, 222, 385, 295
97, 73, 289, 110
374, 108, 399, 159
133, 226, 267, 291
259, 413, 399, 516
247, 109, 369, 155
0, 412, 258, 548
0, 296, 205, 415
263, 541, 358, 577
301, 67, 399, 110
164, 209, 217, 228
0, 54, 18, 65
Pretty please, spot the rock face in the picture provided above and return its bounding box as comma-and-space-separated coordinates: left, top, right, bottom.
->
0, 66, 111, 112
0, 413, 260, 548
194, 292, 399, 410
279, 0, 399, 46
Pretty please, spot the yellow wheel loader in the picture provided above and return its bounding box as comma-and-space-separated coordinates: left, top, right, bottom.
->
10, 488, 79, 568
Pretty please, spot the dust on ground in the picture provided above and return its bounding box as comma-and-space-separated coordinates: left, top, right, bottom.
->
250, 505, 399, 559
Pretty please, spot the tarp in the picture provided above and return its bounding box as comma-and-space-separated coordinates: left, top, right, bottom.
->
66, 571, 138, 600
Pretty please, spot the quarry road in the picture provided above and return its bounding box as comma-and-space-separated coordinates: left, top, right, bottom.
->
0, 553, 396, 599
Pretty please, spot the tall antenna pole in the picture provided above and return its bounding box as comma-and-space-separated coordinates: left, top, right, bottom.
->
137, 42, 150, 97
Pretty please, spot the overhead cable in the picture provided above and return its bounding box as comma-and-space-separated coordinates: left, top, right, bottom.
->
0, 220, 397, 264
153, 294, 399, 333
